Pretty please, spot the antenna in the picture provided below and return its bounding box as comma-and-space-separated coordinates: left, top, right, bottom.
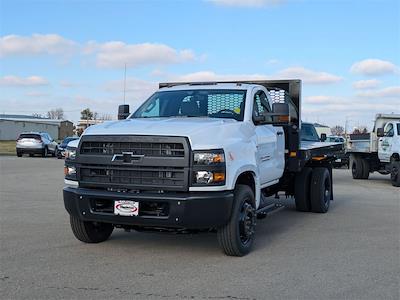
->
123, 63, 127, 105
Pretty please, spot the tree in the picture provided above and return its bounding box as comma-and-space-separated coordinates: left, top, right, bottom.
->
99, 114, 113, 121
47, 108, 64, 120
331, 125, 344, 136
81, 108, 94, 120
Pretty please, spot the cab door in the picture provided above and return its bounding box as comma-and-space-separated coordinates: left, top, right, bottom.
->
378, 122, 394, 162
252, 89, 285, 186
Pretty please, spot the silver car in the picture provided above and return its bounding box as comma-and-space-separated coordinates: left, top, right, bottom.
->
16, 132, 58, 157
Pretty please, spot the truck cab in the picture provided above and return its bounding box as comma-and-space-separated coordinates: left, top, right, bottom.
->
378, 121, 400, 163
63, 80, 342, 256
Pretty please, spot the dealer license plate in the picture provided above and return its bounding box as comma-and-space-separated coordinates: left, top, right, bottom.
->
114, 200, 139, 216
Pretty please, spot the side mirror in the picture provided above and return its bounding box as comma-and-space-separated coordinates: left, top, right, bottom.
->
118, 104, 130, 120
272, 103, 290, 123
320, 133, 327, 142
377, 128, 384, 137
272, 103, 289, 114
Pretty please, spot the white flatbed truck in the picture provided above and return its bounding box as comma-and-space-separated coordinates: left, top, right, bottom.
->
63, 80, 343, 256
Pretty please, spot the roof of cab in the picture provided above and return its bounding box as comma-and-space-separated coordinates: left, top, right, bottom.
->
158, 82, 260, 92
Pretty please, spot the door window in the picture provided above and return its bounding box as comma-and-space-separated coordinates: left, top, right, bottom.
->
253, 91, 272, 124
384, 123, 394, 137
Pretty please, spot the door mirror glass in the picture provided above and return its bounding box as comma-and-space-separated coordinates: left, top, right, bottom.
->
320, 133, 327, 142
377, 128, 384, 137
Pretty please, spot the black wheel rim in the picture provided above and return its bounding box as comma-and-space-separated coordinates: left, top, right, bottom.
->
238, 200, 256, 245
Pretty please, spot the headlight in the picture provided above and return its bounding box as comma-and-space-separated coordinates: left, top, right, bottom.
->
64, 166, 76, 176
192, 149, 225, 186
64, 165, 77, 181
193, 150, 224, 165
65, 147, 76, 160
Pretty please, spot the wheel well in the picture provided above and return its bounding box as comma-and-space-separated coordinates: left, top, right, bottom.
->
235, 172, 255, 195
391, 153, 400, 161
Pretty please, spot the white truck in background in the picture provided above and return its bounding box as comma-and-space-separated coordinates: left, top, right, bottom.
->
347, 114, 400, 186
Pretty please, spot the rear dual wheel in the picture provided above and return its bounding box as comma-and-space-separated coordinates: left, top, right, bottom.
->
295, 167, 331, 213
351, 156, 369, 179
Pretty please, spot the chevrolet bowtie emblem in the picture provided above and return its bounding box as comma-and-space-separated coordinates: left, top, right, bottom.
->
112, 152, 145, 164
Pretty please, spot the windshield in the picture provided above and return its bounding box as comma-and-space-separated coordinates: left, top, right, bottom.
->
300, 124, 320, 142
326, 136, 344, 143
62, 137, 78, 146
132, 89, 247, 121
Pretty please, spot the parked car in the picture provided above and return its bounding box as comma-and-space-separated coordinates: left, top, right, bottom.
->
326, 136, 345, 143
16, 132, 58, 157
57, 136, 79, 159
325, 136, 349, 168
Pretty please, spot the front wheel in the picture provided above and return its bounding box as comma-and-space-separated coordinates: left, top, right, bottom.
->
70, 216, 114, 243
217, 184, 256, 256
391, 161, 400, 187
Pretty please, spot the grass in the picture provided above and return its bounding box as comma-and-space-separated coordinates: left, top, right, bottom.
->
0, 141, 16, 156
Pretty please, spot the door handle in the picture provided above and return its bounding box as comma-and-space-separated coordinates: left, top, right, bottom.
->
277, 131, 284, 136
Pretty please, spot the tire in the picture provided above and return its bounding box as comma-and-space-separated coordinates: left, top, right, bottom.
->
70, 215, 114, 243
29, 153, 34, 157
391, 161, 400, 187
361, 159, 370, 179
42, 147, 48, 157
351, 156, 364, 179
217, 184, 256, 256
17, 151, 22, 157
310, 167, 331, 213
294, 167, 312, 212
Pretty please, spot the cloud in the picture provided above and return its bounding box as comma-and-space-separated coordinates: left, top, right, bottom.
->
356, 86, 400, 98
172, 71, 266, 82
207, 0, 284, 7
84, 41, 196, 69
157, 67, 341, 85
352, 79, 381, 90
276, 67, 342, 84
0, 34, 76, 57
304, 95, 340, 104
0, 75, 49, 86
350, 59, 398, 76
25, 91, 50, 97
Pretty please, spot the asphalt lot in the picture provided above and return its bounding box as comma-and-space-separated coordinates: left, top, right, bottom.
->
0, 156, 399, 300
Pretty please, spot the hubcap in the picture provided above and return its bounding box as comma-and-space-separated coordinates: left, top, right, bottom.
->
238, 201, 256, 245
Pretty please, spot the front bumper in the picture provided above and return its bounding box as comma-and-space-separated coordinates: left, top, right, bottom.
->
64, 187, 234, 229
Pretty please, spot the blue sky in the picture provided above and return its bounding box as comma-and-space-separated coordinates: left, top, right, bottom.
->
1, 0, 399, 128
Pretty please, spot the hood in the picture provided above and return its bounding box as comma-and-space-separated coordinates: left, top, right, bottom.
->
67, 139, 80, 148
83, 118, 250, 149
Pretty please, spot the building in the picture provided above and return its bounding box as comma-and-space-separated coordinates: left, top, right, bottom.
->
0, 114, 74, 141
75, 119, 104, 135
313, 123, 332, 138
